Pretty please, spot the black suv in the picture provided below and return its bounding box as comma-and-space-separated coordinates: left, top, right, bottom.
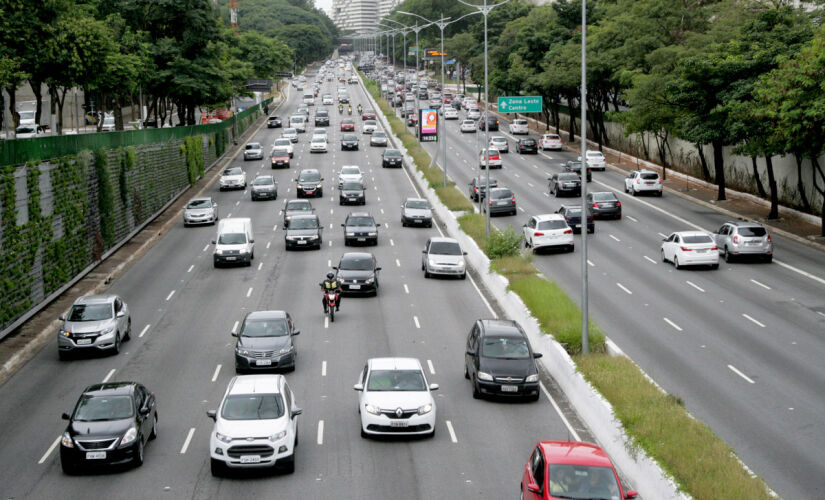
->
469, 177, 498, 201
314, 109, 329, 126
295, 169, 324, 198
464, 319, 542, 401
382, 149, 403, 168
232, 310, 300, 372
339, 181, 366, 205
342, 212, 378, 246
284, 214, 322, 249
60, 382, 157, 473
517, 138, 538, 154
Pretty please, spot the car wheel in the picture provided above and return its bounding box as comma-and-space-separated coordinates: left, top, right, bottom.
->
529, 393, 540, 402
661, 249, 667, 263
657, 191, 663, 197
711, 263, 719, 270
674, 256, 681, 270
632, 187, 638, 196
281, 451, 295, 474
149, 414, 158, 440
764, 255, 773, 263
460, 272, 466, 280
124, 319, 132, 341
58, 350, 70, 361
210, 458, 225, 477
112, 333, 121, 355
424, 269, 431, 278
472, 377, 482, 400
464, 363, 470, 380
568, 244, 575, 253
134, 439, 145, 467
61, 456, 79, 475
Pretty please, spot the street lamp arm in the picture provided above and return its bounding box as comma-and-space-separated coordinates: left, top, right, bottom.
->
396, 11, 450, 25
455, 0, 511, 13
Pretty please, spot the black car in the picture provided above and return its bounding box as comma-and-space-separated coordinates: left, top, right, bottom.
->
469, 177, 498, 201
341, 134, 359, 151
586, 191, 622, 219
342, 211, 378, 246
517, 138, 538, 154
267, 115, 282, 128
382, 149, 403, 168
451, 100, 462, 110
556, 204, 595, 233
60, 382, 157, 474
284, 214, 322, 249
548, 172, 581, 197
464, 319, 542, 401
283, 199, 315, 226
232, 310, 300, 372
478, 115, 499, 131
295, 169, 324, 198
314, 109, 329, 126
334, 252, 382, 296
339, 181, 366, 205
564, 160, 592, 182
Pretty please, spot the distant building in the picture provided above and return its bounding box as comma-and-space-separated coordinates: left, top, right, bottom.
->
378, 0, 400, 20
331, 0, 379, 34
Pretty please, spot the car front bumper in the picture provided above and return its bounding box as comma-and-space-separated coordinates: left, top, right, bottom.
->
184, 213, 216, 225
402, 215, 432, 226
214, 252, 251, 265
61, 441, 139, 468
340, 280, 377, 294
210, 436, 293, 469
360, 409, 435, 436
235, 351, 295, 371
57, 330, 119, 354
476, 379, 540, 398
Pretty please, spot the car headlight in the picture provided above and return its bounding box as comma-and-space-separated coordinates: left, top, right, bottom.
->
215, 249, 224, 255
269, 431, 287, 441
101, 325, 115, 335
285, 236, 296, 241
60, 328, 70, 337
457, 260, 465, 268
236, 347, 250, 357
525, 374, 539, 383
368, 232, 377, 237
278, 346, 294, 355
417, 404, 432, 415
428, 259, 436, 266
365, 404, 381, 415
216, 432, 232, 444
364, 278, 374, 284
477, 371, 493, 382
309, 235, 319, 240
121, 426, 138, 446
61, 432, 74, 448
346, 232, 355, 237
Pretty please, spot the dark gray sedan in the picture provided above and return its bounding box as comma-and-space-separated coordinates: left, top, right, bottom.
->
586, 192, 621, 219
339, 181, 366, 205
284, 214, 322, 249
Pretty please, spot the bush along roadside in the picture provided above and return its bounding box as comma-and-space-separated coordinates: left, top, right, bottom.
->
362, 74, 773, 499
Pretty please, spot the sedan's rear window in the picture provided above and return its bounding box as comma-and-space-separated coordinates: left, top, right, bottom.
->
430, 242, 462, 255
74, 395, 134, 421
738, 227, 767, 237
682, 235, 713, 244
367, 370, 426, 391
592, 192, 617, 201
221, 394, 284, 420
558, 174, 579, 181
537, 220, 568, 230
481, 337, 530, 359
490, 190, 513, 199
68, 304, 113, 322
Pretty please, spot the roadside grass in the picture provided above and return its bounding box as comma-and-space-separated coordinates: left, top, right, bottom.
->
363, 72, 772, 499
575, 355, 772, 499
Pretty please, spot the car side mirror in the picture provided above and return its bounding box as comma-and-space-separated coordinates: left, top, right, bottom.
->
353, 383, 364, 391
231, 331, 238, 337
422, 250, 427, 254
375, 267, 382, 271
213, 203, 218, 207
332, 266, 338, 270
662, 238, 667, 242
249, 239, 254, 243
466, 349, 476, 356
463, 251, 468, 255
291, 408, 303, 419
341, 223, 345, 227
533, 353, 543, 359
429, 383, 439, 391
292, 330, 300, 336
117, 311, 125, 318
59, 314, 66, 321
207, 410, 217, 421
211, 240, 216, 245
527, 482, 541, 494
62, 412, 71, 420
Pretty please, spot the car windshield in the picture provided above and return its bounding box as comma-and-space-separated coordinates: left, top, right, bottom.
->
341, 167, 360, 175
592, 193, 616, 201
221, 394, 284, 420
346, 216, 374, 227
430, 242, 462, 255
738, 227, 767, 237
317, 110, 328, 116
342, 135, 357, 142
19, 110, 35, 121
373, 132, 386, 138
538, 220, 568, 230
342, 120, 353, 125
246, 143, 261, 150
641, 173, 659, 180
491, 190, 512, 199
481, 336, 530, 359
290, 117, 303, 123
274, 139, 290, 146
312, 137, 325, 143
73, 395, 134, 421
218, 232, 246, 245
223, 168, 242, 176
558, 174, 579, 181
241, 319, 288, 337
68, 303, 113, 321
339, 256, 374, 270
342, 182, 363, 191
384, 150, 401, 157
405, 200, 430, 209
367, 370, 427, 391
187, 199, 212, 209
253, 177, 274, 185
290, 217, 319, 229
547, 465, 620, 499
682, 235, 713, 244
299, 172, 321, 182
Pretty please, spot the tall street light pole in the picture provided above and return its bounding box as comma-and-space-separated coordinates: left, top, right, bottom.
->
580, 0, 590, 354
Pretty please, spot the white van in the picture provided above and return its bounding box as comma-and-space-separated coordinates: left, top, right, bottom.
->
213, 218, 254, 267
289, 115, 307, 133
303, 92, 315, 106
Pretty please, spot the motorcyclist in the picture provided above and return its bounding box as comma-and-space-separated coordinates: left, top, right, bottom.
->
357, 104, 363, 115
338, 103, 343, 114
347, 105, 352, 115
320, 272, 341, 312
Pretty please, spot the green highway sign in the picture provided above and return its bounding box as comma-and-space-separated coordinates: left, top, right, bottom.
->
498, 96, 542, 113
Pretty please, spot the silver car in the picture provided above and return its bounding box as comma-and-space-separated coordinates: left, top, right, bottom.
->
250, 175, 278, 201
370, 131, 388, 147
219, 167, 246, 191
712, 221, 773, 263
243, 142, 263, 161
183, 197, 218, 226
422, 237, 467, 279
57, 295, 131, 359
401, 198, 433, 227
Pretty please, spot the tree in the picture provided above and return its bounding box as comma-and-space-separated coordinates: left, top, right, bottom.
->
234, 31, 293, 78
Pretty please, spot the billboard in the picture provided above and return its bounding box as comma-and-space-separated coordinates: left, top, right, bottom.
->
420, 109, 438, 142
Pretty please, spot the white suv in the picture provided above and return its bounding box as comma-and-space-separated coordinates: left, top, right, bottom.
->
509, 119, 529, 135
208, 375, 302, 476
624, 170, 663, 196
522, 214, 574, 253
583, 150, 606, 170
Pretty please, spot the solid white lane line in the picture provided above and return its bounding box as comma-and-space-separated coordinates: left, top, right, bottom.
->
775, 260, 825, 286
686, 281, 705, 293
616, 283, 632, 295
231, 321, 239, 334
818, 311, 825, 318
663, 318, 683, 332
404, 284, 409, 294
266, 241, 271, 249
749, 279, 771, 290
187, 264, 194, 273
609, 234, 621, 242
518, 206, 526, 213
257, 262, 263, 270
38, 436, 62, 464
138, 324, 150, 338
211, 364, 222, 382
322, 361, 327, 377
427, 359, 436, 375
445, 421, 458, 443
390, 238, 395, 246
643, 255, 657, 264
102, 368, 116, 383
626, 215, 638, 222
539, 382, 582, 441
742, 313, 766, 328
180, 428, 195, 454
317, 420, 324, 445
165, 290, 175, 301
728, 364, 755, 384
246, 287, 253, 298
413, 316, 420, 329
203, 244, 209, 252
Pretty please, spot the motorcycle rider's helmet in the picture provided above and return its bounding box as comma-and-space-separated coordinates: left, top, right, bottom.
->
327, 272, 335, 279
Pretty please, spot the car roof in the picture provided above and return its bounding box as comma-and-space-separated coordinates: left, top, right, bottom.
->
479, 318, 524, 337
188, 196, 212, 203
725, 220, 764, 228
74, 294, 116, 305
539, 441, 614, 467
83, 381, 136, 396
245, 310, 287, 321
368, 357, 423, 371
428, 236, 458, 245
299, 169, 320, 174
534, 213, 566, 222
405, 197, 428, 203
341, 251, 374, 261
347, 211, 372, 218
674, 230, 711, 237
637, 169, 659, 175
228, 375, 283, 395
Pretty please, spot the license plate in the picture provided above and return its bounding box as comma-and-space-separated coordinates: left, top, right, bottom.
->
86, 451, 106, 460
501, 385, 518, 393
305, 190, 314, 194
497, 201, 507, 205
76, 338, 92, 345
349, 198, 357, 202
646, 182, 655, 185
390, 421, 409, 428
240, 455, 261, 464
414, 219, 422, 223
357, 238, 366, 241
226, 257, 236, 261
696, 249, 707, 253
256, 359, 272, 366
297, 240, 307, 245
350, 285, 361, 290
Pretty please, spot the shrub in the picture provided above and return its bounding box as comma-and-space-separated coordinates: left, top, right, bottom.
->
485, 225, 522, 258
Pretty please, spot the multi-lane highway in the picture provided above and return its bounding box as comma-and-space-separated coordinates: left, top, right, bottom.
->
393, 79, 825, 499
0, 68, 598, 498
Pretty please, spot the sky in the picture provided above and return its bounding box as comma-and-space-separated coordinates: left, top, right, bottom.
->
315, 0, 333, 17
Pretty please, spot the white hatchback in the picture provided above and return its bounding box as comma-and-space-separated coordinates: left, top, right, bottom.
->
661, 231, 719, 269
540, 133, 563, 150
583, 150, 606, 170
443, 108, 459, 120
460, 120, 476, 133
272, 138, 294, 157
208, 375, 302, 476
354, 358, 438, 437
522, 214, 574, 253
282, 128, 299, 143
509, 119, 529, 135
489, 136, 509, 153
338, 165, 364, 188
310, 136, 328, 153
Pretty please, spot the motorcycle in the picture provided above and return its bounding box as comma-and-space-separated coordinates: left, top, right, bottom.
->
347, 107, 352, 115
321, 288, 338, 322
338, 106, 343, 114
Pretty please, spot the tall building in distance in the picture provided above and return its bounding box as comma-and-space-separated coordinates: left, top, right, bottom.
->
331, 0, 379, 34
378, 0, 400, 20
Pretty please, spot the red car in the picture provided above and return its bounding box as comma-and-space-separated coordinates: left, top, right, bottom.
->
361, 109, 376, 120
340, 119, 355, 132
270, 149, 290, 169
479, 149, 502, 169
521, 441, 637, 500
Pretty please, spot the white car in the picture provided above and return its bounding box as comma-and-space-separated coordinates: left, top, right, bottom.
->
338, 165, 364, 188
661, 231, 719, 269
272, 138, 294, 157
322, 94, 334, 105
362, 120, 378, 134
467, 108, 481, 120
310, 136, 328, 153
443, 108, 459, 120
460, 120, 476, 133
489, 136, 509, 153
354, 358, 438, 437
624, 170, 663, 196
289, 116, 306, 132
522, 214, 574, 253
311, 128, 328, 139
243, 142, 264, 161
208, 375, 301, 476
509, 119, 529, 135
582, 150, 606, 171
219, 167, 247, 191
282, 128, 299, 143
100, 114, 116, 132
539, 133, 563, 151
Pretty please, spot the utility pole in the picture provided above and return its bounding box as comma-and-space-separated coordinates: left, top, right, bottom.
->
580, 0, 590, 354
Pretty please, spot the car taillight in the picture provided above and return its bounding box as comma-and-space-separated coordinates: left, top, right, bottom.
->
616, 201, 621, 206
710, 247, 718, 251
511, 197, 516, 202
733, 235, 739, 244
680, 246, 692, 251
592, 203, 599, 208
489, 201, 493, 206
636, 178, 641, 184
534, 232, 544, 237
766, 235, 771, 242
474, 187, 479, 193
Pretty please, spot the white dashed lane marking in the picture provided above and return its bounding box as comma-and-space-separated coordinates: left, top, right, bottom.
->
686, 281, 705, 293
616, 283, 632, 295
750, 279, 771, 290
180, 428, 195, 454
211, 364, 222, 382
664, 318, 683, 332
139, 325, 151, 338
742, 313, 766, 328
728, 365, 755, 384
